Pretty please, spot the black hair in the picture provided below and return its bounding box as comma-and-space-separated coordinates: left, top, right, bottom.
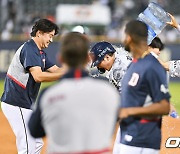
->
30, 19, 59, 37
125, 20, 148, 44
61, 32, 89, 68
149, 37, 164, 51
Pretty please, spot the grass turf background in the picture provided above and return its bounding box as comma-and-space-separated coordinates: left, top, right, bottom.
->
0, 80, 179, 114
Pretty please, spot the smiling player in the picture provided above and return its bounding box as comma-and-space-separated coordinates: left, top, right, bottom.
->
1, 19, 66, 154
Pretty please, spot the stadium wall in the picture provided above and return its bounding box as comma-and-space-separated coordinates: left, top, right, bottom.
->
0, 41, 180, 81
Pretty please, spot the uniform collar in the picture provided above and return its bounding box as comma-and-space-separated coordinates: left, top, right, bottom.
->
132, 58, 138, 63
150, 52, 158, 59
61, 69, 89, 80
29, 39, 44, 55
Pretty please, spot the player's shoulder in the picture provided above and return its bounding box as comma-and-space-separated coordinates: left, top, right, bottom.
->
115, 48, 132, 61
143, 54, 163, 69
23, 39, 32, 47
113, 51, 131, 70
22, 39, 38, 51
142, 54, 166, 76
143, 53, 157, 62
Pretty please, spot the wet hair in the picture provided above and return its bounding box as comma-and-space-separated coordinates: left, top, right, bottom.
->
30, 19, 59, 37
61, 32, 89, 68
149, 37, 164, 51
125, 20, 148, 44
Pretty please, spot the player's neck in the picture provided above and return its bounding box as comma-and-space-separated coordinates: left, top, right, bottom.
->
32, 37, 43, 50
131, 43, 148, 59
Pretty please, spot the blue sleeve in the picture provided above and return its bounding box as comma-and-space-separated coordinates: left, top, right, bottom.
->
20, 45, 42, 71
146, 66, 171, 103
44, 53, 55, 70
28, 89, 47, 138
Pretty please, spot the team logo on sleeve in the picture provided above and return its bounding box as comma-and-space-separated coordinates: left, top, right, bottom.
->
160, 84, 169, 94
128, 73, 139, 86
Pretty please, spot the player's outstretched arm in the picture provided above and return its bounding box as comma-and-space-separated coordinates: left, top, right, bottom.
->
169, 60, 180, 77
158, 59, 169, 71
119, 99, 170, 119
160, 59, 180, 77
29, 66, 66, 82
158, 57, 180, 78
167, 13, 180, 32
47, 64, 68, 73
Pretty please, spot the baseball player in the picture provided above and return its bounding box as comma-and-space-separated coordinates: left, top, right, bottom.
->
89, 41, 132, 154
147, 37, 179, 118
119, 20, 170, 154
148, 37, 164, 58
1, 19, 65, 154
28, 32, 120, 154
90, 41, 132, 92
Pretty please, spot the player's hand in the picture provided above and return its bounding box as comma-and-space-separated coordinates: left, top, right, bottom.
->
119, 108, 130, 120
166, 13, 179, 29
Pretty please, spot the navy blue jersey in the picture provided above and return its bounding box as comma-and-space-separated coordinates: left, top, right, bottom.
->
120, 54, 170, 149
1, 39, 54, 109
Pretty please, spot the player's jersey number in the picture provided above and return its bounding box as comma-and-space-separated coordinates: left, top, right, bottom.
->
128, 73, 139, 86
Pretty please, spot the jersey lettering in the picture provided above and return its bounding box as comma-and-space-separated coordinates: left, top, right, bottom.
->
128, 73, 139, 86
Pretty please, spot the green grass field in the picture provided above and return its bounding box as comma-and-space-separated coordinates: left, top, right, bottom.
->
168, 82, 180, 113
0, 80, 180, 113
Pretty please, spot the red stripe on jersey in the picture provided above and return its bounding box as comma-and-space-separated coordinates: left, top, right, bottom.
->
40, 51, 44, 54
140, 118, 160, 123
74, 69, 81, 79
132, 58, 138, 63
7, 74, 26, 89
50, 147, 110, 154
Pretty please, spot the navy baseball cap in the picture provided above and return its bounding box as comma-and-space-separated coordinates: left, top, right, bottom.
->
90, 41, 116, 67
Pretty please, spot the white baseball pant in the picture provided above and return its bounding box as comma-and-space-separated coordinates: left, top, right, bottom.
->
119, 143, 160, 154
1, 102, 43, 154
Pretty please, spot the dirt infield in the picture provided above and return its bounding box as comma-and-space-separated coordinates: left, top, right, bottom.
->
0, 110, 47, 154
0, 111, 180, 154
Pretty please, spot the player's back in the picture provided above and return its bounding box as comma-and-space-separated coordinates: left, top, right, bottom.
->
39, 71, 119, 153
120, 54, 170, 149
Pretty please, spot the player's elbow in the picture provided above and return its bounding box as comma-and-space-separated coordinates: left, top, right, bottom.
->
33, 75, 44, 83
30, 67, 45, 82
33, 76, 42, 83
164, 104, 170, 115
163, 106, 170, 115
161, 100, 170, 115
